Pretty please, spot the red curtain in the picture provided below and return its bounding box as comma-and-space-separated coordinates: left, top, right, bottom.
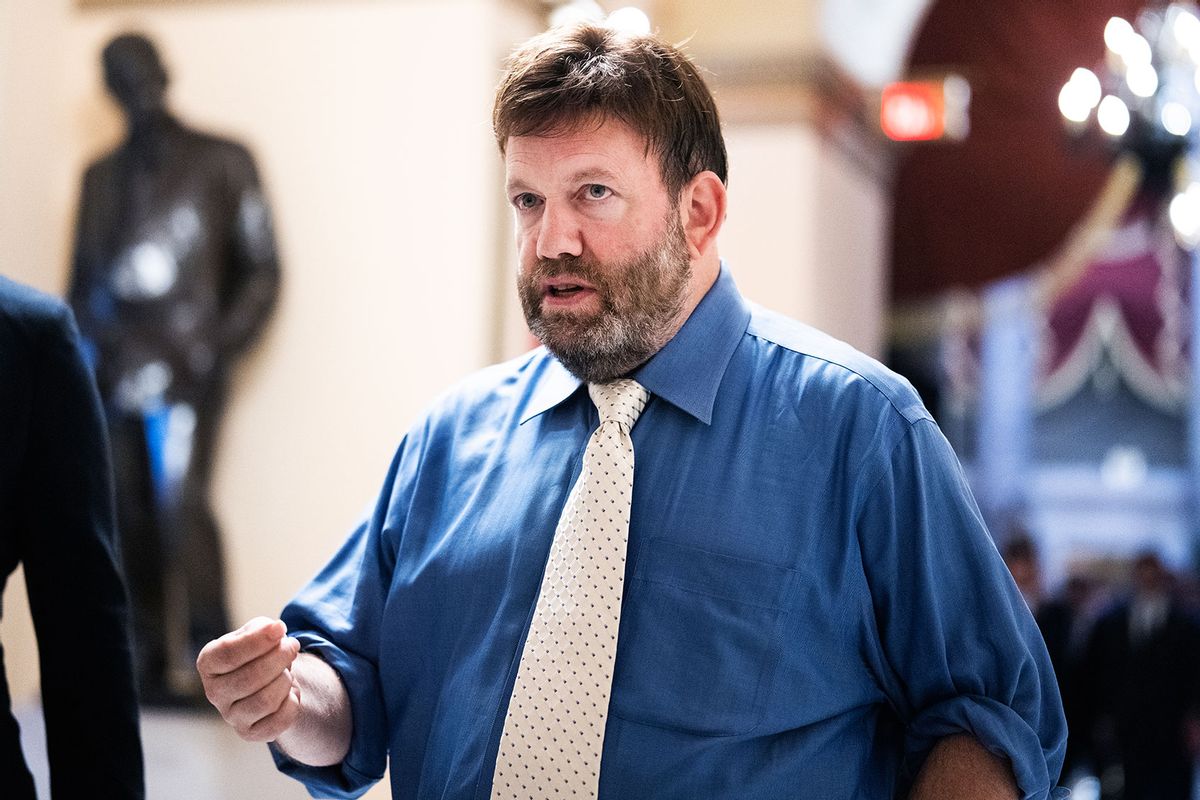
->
891, 0, 1149, 301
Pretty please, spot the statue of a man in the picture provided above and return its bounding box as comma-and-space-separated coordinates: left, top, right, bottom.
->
68, 32, 281, 705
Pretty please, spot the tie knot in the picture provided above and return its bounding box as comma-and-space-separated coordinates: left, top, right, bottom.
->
588, 379, 649, 429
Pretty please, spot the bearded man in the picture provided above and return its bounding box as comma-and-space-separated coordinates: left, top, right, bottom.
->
197, 23, 1067, 800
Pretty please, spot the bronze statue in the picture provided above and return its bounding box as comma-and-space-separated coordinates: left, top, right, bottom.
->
68, 33, 280, 705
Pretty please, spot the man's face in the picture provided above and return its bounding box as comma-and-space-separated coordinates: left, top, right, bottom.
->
505, 118, 694, 383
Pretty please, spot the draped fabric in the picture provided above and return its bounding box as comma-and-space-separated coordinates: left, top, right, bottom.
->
1038, 200, 1191, 413
891, 0, 1147, 301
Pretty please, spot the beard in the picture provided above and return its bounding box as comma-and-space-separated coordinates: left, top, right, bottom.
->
518, 213, 692, 384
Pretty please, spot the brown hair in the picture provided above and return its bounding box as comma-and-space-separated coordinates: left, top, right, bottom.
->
493, 23, 727, 197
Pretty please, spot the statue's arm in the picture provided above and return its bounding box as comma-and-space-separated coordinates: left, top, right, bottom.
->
219, 145, 281, 354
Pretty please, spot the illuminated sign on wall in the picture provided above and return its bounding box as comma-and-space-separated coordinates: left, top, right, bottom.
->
880, 75, 971, 142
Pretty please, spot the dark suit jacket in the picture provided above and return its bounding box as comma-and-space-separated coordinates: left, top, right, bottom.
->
0, 275, 144, 799
1082, 595, 1200, 799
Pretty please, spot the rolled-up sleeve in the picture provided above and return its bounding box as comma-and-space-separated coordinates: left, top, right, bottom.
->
855, 418, 1068, 800
271, 435, 416, 799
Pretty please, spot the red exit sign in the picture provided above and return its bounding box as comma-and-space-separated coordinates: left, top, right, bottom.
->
880, 75, 971, 142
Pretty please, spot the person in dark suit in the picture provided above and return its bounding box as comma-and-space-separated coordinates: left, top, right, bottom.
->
0, 275, 144, 799
1083, 552, 1200, 800
1037, 573, 1102, 782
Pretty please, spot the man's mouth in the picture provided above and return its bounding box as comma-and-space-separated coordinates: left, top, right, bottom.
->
541, 278, 597, 304
547, 283, 585, 298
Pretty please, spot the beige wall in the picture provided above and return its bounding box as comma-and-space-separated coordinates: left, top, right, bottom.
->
1, 0, 536, 706
719, 123, 888, 357
0, 0, 72, 295
659, 0, 820, 62
810, 138, 888, 354
0, 0, 75, 710
721, 124, 820, 324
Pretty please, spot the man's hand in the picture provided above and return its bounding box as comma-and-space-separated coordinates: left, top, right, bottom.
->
197, 617, 302, 743
197, 616, 353, 767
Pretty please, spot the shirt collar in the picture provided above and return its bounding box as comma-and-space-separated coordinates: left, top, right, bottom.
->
520, 262, 749, 425
521, 354, 584, 424
631, 263, 748, 424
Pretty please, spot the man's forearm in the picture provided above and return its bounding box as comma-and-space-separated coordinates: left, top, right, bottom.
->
273, 652, 353, 768
909, 734, 1020, 800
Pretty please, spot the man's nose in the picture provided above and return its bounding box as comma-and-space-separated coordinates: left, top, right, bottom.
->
535, 202, 583, 261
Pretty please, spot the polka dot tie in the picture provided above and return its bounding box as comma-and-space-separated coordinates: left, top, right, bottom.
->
491, 379, 650, 800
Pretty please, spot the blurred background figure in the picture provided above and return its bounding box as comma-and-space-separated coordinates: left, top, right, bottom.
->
1037, 569, 1104, 784
1003, 534, 1102, 783
67, 32, 281, 706
1002, 532, 1046, 611
0, 275, 144, 799
1082, 551, 1200, 800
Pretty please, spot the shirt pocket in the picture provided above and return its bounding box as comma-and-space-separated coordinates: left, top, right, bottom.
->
608, 538, 796, 737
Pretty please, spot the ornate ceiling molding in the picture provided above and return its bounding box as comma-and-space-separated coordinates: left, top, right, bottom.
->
703, 49, 892, 182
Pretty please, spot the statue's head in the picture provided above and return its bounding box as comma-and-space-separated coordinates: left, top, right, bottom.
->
102, 33, 169, 126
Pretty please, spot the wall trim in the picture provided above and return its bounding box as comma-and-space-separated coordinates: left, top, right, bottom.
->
704, 50, 893, 184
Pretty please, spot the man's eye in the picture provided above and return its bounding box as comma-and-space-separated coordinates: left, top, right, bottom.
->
584, 184, 611, 200
514, 193, 540, 210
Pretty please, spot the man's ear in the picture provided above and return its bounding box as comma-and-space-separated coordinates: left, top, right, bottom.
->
679, 171, 727, 259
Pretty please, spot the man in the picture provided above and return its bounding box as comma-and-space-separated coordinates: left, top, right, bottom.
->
1001, 533, 1046, 614
198, 23, 1066, 800
69, 32, 281, 703
1035, 571, 1101, 783
0, 276, 144, 799
1082, 552, 1200, 800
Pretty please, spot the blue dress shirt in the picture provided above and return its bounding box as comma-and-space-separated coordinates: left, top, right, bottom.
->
275, 266, 1067, 799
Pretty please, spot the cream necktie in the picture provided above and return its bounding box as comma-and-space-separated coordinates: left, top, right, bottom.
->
491, 379, 649, 800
